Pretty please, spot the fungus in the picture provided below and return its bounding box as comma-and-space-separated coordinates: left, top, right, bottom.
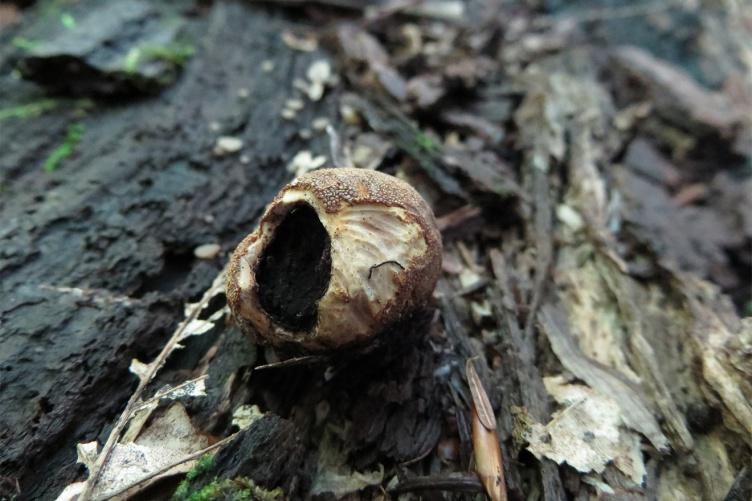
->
226, 168, 442, 351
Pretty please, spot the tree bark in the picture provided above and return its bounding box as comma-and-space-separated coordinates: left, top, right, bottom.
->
0, 2, 336, 498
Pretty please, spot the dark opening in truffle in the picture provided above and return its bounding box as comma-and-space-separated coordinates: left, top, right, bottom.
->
256, 203, 332, 332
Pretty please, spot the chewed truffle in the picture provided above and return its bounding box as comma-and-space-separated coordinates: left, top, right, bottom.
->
226, 167, 442, 351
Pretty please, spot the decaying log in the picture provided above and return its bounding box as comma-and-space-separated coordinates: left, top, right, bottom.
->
0, 2, 336, 498
1, 1, 749, 500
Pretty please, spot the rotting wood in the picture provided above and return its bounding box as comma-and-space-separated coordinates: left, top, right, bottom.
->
0, 2, 337, 498
1, 0, 750, 500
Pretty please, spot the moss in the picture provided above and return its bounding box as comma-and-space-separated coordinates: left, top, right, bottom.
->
0, 100, 59, 122
174, 476, 283, 501
43, 123, 84, 173
11, 36, 39, 51
415, 130, 439, 153
123, 48, 142, 73
188, 454, 215, 481
172, 458, 282, 501
60, 12, 76, 29
124, 43, 195, 73
173, 480, 192, 501
174, 454, 215, 499
143, 44, 195, 66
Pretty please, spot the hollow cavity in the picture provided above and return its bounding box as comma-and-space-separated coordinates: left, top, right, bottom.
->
256, 203, 331, 332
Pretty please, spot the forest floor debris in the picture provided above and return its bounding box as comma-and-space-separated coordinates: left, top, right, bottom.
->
0, 0, 749, 500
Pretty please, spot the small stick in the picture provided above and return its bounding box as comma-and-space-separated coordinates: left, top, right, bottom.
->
79, 270, 227, 501
524, 169, 553, 339
389, 473, 484, 495
253, 355, 327, 372
367, 260, 404, 279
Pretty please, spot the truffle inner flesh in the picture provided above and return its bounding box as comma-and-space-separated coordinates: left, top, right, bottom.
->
256, 203, 332, 332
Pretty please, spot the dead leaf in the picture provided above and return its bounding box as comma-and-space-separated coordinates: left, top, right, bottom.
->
311, 426, 384, 497
231, 404, 265, 431
538, 305, 669, 452
129, 359, 150, 383
77, 441, 99, 470
466, 358, 495, 430
526, 376, 647, 486
122, 375, 208, 443
179, 318, 216, 341
60, 403, 209, 500
466, 359, 506, 501
471, 406, 507, 501
281, 30, 318, 52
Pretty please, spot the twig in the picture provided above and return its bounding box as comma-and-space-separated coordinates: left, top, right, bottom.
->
326, 124, 350, 168
131, 374, 209, 413
38, 284, 141, 307
249, 0, 467, 22
534, 1, 677, 27
253, 355, 327, 372
523, 168, 553, 339
79, 269, 227, 501
92, 433, 239, 501
367, 260, 404, 279
390, 473, 483, 494
488, 249, 522, 339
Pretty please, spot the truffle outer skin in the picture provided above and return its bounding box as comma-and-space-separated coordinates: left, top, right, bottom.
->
226, 167, 442, 351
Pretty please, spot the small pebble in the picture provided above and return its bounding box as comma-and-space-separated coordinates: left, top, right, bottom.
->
261, 60, 274, 72
307, 81, 324, 101
312, 117, 329, 131
352, 144, 374, 168
340, 104, 360, 125
293, 78, 309, 93
214, 136, 243, 156
299, 128, 312, 140
556, 204, 584, 231
281, 31, 318, 52
194, 243, 221, 260
287, 150, 326, 176
285, 98, 305, 111
307, 60, 331, 83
